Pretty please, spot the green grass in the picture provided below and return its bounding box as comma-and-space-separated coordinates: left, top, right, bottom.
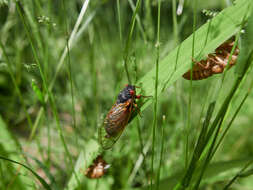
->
0, 0, 253, 189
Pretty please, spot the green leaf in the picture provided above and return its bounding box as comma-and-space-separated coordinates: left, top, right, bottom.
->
0, 156, 52, 190
236, 2, 253, 76
137, 0, 250, 112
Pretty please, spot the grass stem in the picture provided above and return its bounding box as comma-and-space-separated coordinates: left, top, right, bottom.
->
150, 0, 161, 189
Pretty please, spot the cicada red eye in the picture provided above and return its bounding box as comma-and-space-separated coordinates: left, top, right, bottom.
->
85, 155, 109, 179
130, 90, 135, 96
98, 85, 150, 150
183, 37, 239, 80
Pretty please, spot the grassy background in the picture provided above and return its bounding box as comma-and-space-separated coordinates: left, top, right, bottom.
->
0, 0, 253, 189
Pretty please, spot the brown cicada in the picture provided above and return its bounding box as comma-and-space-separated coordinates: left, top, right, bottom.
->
183, 38, 239, 80
98, 84, 150, 150
85, 155, 110, 179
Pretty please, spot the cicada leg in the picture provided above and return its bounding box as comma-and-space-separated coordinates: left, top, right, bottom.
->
197, 61, 210, 69
192, 57, 210, 70
211, 65, 224, 74
133, 94, 152, 117
133, 103, 142, 117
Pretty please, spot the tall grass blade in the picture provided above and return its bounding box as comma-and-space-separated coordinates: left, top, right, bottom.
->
175, 102, 215, 189
123, 0, 142, 84
186, 0, 197, 169
150, 0, 161, 189
172, 0, 179, 45
156, 116, 165, 190
193, 52, 253, 190
0, 156, 52, 190
223, 160, 253, 190
128, 0, 147, 42
117, 0, 122, 43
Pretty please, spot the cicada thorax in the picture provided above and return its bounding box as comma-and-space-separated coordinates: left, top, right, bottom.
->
183, 38, 239, 80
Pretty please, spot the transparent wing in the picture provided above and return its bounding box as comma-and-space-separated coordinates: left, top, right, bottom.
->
98, 103, 132, 150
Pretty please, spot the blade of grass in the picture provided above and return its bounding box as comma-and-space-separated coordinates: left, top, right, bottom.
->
0, 156, 52, 190
172, 0, 179, 45
62, 0, 77, 140
123, 0, 142, 84
128, 0, 147, 42
26, 154, 60, 190
223, 160, 253, 190
173, 102, 215, 190
212, 81, 253, 158
237, 168, 253, 178
150, 0, 161, 189
117, 0, 122, 43
186, 0, 197, 169
128, 139, 151, 185
61, 0, 80, 186
135, 117, 148, 175
155, 116, 165, 190
143, 0, 153, 40
193, 51, 253, 190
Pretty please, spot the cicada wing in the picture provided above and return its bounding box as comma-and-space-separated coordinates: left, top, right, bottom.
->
98, 123, 125, 150
98, 102, 132, 150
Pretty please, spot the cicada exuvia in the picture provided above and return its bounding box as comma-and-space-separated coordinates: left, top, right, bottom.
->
183, 38, 239, 80
85, 155, 110, 179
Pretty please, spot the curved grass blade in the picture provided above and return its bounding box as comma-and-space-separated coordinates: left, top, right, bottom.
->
0, 156, 52, 190
26, 155, 59, 190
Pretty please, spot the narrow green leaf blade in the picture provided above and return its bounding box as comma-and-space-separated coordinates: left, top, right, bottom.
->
137, 0, 250, 112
